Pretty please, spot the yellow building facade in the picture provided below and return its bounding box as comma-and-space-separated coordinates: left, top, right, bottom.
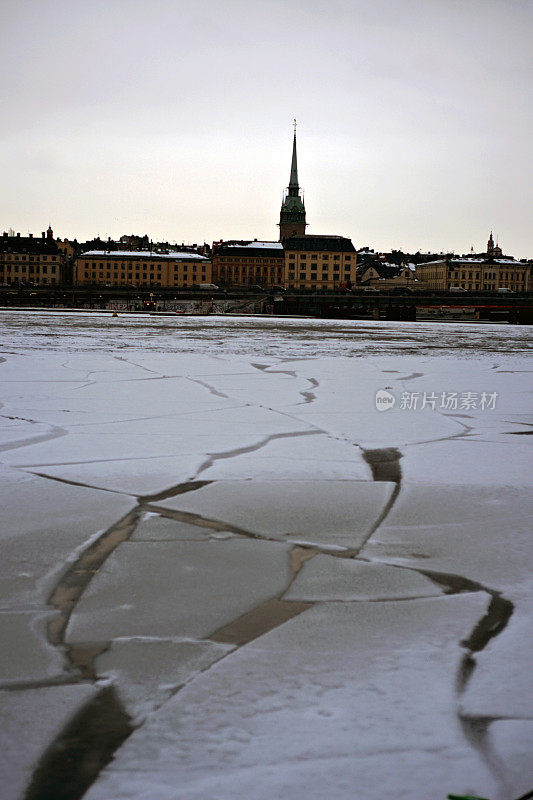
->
211, 241, 285, 287
416, 258, 530, 292
284, 236, 357, 290
0, 229, 63, 285
74, 250, 212, 288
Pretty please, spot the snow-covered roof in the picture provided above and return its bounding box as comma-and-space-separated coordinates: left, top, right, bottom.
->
449, 257, 520, 265
449, 258, 485, 263
80, 250, 208, 261
225, 241, 283, 250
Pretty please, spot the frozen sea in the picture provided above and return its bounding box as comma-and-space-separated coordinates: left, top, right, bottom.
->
0, 310, 532, 800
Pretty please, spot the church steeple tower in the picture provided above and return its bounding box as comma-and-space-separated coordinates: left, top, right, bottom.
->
279, 121, 307, 241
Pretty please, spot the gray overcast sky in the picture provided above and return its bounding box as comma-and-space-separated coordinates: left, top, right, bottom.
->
1, 0, 532, 255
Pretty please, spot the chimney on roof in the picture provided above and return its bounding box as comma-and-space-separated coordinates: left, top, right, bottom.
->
17, 232, 20, 238
42, 232, 45, 238
29, 233, 33, 238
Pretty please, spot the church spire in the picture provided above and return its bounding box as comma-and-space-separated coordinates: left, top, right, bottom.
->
289, 119, 299, 189
279, 121, 307, 241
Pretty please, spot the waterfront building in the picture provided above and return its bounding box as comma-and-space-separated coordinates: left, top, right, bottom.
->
416, 236, 530, 292
0, 227, 65, 285
211, 241, 284, 287
283, 235, 356, 290
415, 257, 530, 292
74, 250, 211, 288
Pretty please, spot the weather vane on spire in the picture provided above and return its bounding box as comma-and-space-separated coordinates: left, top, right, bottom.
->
293, 118, 297, 133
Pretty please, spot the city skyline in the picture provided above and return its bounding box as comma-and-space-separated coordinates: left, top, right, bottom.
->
1, 0, 532, 257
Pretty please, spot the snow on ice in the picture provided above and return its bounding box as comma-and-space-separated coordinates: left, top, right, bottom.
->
0, 310, 531, 800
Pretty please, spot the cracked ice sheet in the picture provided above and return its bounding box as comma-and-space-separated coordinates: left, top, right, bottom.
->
460, 581, 533, 719
183, 370, 311, 407
84, 596, 496, 800
0, 417, 62, 451
132, 515, 212, 541
94, 639, 233, 724
286, 354, 531, 447
284, 554, 443, 601
0, 356, 241, 430
0, 684, 98, 800
199, 433, 371, 481
293, 408, 459, 449
3, 404, 312, 470
3, 430, 275, 468
0, 352, 91, 383
0, 463, 133, 608
19, 454, 207, 496
66, 538, 291, 643
156, 480, 394, 549
0, 610, 65, 685
132, 515, 236, 541
401, 437, 532, 485
362, 483, 533, 591
486, 720, 533, 799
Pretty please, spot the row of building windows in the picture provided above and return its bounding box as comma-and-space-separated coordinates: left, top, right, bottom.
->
288, 254, 351, 261
218, 258, 282, 264
1, 265, 57, 273
2, 277, 57, 284
294, 270, 351, 278
0, 255, 58, 261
